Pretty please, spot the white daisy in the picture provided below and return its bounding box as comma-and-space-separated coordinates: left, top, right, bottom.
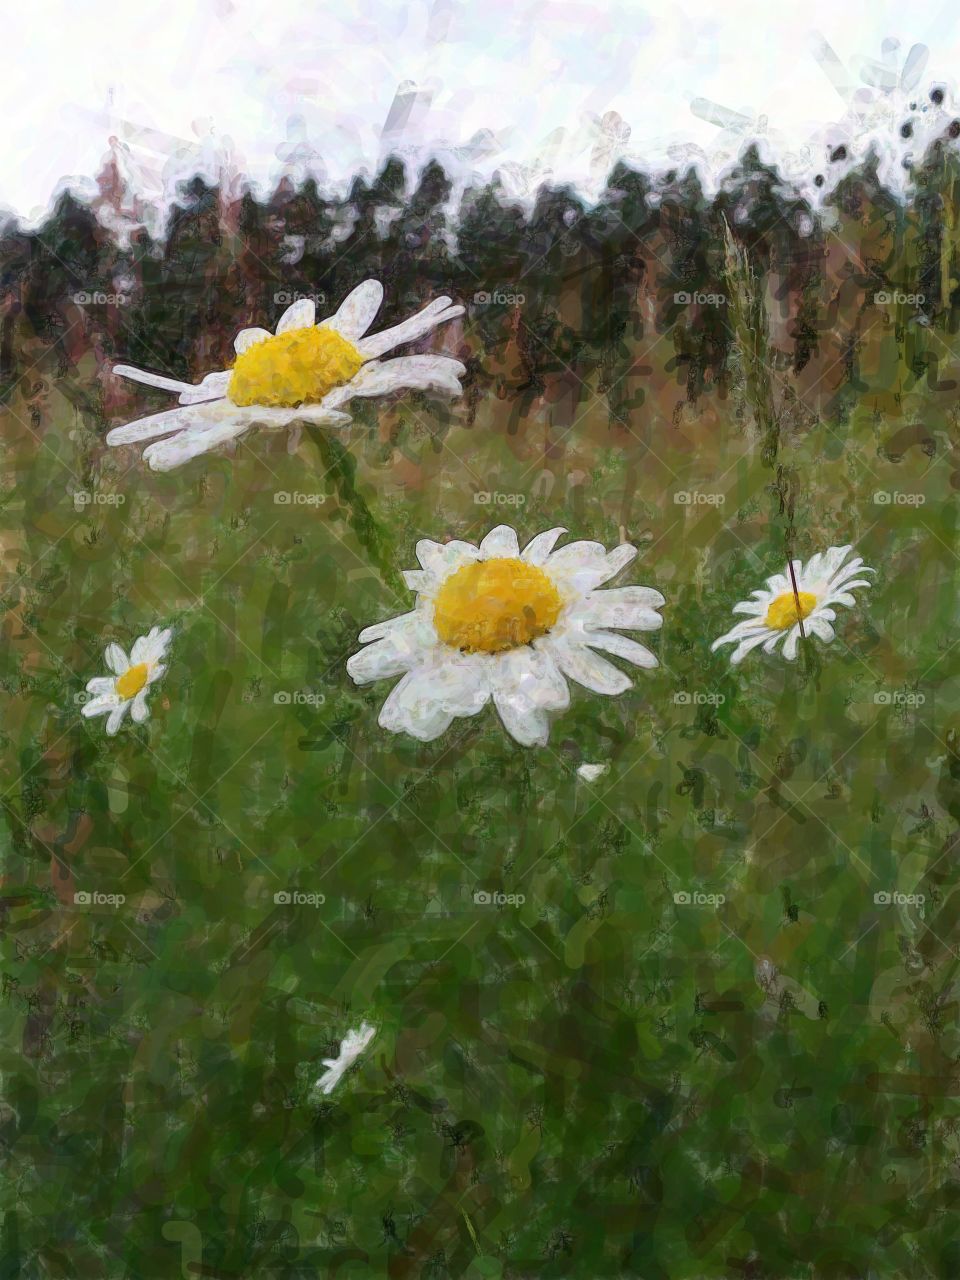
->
347, 525, 665, 746
107, 281, 465, 471
316, 1022, 376, 1095
711, 544, 874, 665
81, 626, 172, 734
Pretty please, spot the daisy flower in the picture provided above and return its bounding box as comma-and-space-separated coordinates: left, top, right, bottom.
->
106, 281, 465, 471
711, 545, 874, 665
316, 1022, 376, 1095
347, 525, 665, 746
81, 626, 172, 734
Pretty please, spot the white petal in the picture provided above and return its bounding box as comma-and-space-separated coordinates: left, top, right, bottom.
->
357, 610, 420, 645
321, 280, 383, 339
141, 413, 251, 471
547, 638, 633, 695
732, 600, 768, 616
376, 675, 450, 747
85, 676, 114, 696
347, 614, 436, 684
130, 689, 151, 723
234, 327, 271, 354
571, 586, 665, 631
377, 655, 490, 742
491, 647, 569, 746
726, 630, 778, 665
106, 404, 196, 446
320, 355, 465, 411
494, 698, 550, 746
710, 619, 768, 649
231, 404, 352, 430
104, 644, 128, 675
781, 627, 802, 661
356, 297, 464, 359
583, 630, 658, 669
177, 371, 231, 404
521, 527, 566, 565
544, 541, 640, 593
478, 526, 520, 559
105, 703, 129, 735
415, 539, 480, 581
81, 694, 119, 718
806, 616, 836, 644
275, 298, 316, 333
111, 364, 196, 396
146, 663, 167, 685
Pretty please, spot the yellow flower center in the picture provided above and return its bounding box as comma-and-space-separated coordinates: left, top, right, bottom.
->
433, 558, 563, 654
227, 326, 364, 408
116, 663, 149, 699
764, 591, 817, 630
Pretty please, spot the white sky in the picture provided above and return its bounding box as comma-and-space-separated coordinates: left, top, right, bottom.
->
6, 0, 960, 224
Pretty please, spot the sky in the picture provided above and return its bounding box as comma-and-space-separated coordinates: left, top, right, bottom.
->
6, 0, 960, 226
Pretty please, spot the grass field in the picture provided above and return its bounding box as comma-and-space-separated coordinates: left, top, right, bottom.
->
2, 224, 960, 1278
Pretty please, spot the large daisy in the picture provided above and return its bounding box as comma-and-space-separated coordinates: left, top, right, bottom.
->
347, 525, 665, 746
81, 626, 172, 734
711, 544, 874, 665
106, 281, 465, 471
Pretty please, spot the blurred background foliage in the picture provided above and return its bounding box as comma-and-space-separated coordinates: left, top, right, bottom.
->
1, 136, 960, 1277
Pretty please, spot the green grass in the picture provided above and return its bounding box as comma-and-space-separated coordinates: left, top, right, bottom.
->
1, 335, 959, 1278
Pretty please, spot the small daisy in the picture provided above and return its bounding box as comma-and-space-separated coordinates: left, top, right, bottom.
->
81, 626, 172, 734
316, 1022, 376, 1095
711, 545, 874, 665
347, 525, 665, 746
107, 281, 465, 471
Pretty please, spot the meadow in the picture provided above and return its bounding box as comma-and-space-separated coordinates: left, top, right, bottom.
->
1, 148, 960, 1277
